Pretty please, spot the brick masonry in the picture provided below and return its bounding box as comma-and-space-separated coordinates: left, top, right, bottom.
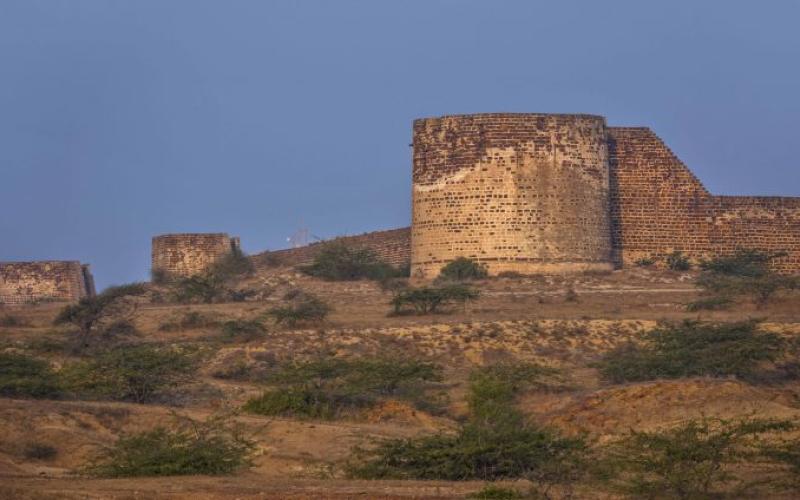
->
268, 114, 800, 278
0, 261, 95, 306
152, 233, 241, 278
252, 228, 410, 269
608, 127, 800, 273
411, 114, 614, 278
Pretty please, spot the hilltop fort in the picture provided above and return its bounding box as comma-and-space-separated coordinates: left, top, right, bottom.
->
3, 112, 800, 304
261, 113, 800, 278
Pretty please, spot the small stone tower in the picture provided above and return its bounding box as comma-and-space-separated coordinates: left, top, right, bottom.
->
151, 233, 240, 279
411, 113, 613, 278
0, 261, 95, 305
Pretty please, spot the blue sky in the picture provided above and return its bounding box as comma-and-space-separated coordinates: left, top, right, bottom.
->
1, 1, 798, 290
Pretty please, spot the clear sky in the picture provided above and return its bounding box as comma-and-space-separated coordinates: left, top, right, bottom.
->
1, 1, 798, 291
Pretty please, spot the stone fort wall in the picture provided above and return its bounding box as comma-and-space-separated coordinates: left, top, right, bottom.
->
152, 233, 241, 278
252, 227, 410, 269
0, 261, 95, 306
263, 116, 800, 278
608, 127, 800, 273
411, 114, 614, 278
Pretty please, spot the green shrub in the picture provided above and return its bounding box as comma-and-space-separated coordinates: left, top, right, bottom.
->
244, 358, 443, 419
54, 282, 147, 351
166, 249, 254, 304
0, 314, 29, 328
438, 257, 488, 282
697, 272, 797, 309
565, 287, 579, 302
391, 284, 479, 315
496, 271, 524, 279
695, 249, 797, 308
24, 336, 68, 354
170, 274, 227, 304
599, 417, 795, 498
258, 251, 283, 268
299, 242, 404, 281
220, 319, 267, 341
350, 420, 586, 484
207, 247, 254, 280
150, 267, 169, 285
243, 386, 339, 419
469, 362, 568, 401
62, 345, 195, 403
665, 251, 691, 271
700, 249, 785, 278
86, 413, 254, 477
468, 485, 523, 499
265, 295, 330, 327
100, 319, 138, 338
158, 311, 220, 332
23, 442, 58, 460
394, 262, 411, 278
685, 296, 733, 311
211, 359, 252, 381
764, 437, 800, 486
0, 352, 61, 399
596, 320, 784, 383
349, 362, 586, 494
634, 257, 656, 267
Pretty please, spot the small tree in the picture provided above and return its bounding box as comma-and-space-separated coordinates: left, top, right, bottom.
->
438, 257, 488, 282
696, 249, 798, 308
53, 283, 147, 351
62, 345, 195, 403
86, 412, 254, 477
0, 352, 61, 399
220, 319, 267, 341
299, 242, 402, 281
665, 251, 691, 271
600, 417, 795, 498
265, 294, 331, 327
391, 284, 480, 315
596, 320, 784, 384
207, 247, 255, 280
348, 361, 587, 497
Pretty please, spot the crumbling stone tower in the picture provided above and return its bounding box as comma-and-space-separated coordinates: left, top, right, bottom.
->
151, 233, 240, 279
411, 113, 614, 278
0, 261, 95, 305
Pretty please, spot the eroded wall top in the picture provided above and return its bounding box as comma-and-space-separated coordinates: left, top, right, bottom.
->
411, 113, 614, 278
151, 233, 240, 278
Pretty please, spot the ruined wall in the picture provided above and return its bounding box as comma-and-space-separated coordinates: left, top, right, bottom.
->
252, 227, 410, 269
152, 233, 240, 278
411, 113, 614, 278
0, 261, 95, 305
609, 127, 800, 272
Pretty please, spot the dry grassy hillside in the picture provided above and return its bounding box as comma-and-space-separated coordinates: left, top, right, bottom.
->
1, 260, 800, 499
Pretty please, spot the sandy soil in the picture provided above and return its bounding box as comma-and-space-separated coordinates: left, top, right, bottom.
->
1, 267, 799, 498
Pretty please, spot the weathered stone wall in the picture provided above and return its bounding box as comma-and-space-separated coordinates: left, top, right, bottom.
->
609, 127, 800, 272
0, 261, 95, 306
152, 233, 240, 278
411, 113, 614, 278
252, 227, 410, 269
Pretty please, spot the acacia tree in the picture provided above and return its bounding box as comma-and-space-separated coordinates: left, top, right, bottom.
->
54, 283, 147, 351
696, 249, 797, 309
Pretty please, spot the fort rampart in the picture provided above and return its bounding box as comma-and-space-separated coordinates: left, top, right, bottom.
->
152, 233, 241, 278
253, 115, 800, 278
0, 261, 95, 305
411, 114, 614, 278
252, 227, 410, 269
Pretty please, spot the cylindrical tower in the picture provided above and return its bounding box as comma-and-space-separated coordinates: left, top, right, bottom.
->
152, 233, 240, 279
411, 113, 613, 278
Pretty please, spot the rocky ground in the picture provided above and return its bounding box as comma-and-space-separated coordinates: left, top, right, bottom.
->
1, 266, 799, 498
